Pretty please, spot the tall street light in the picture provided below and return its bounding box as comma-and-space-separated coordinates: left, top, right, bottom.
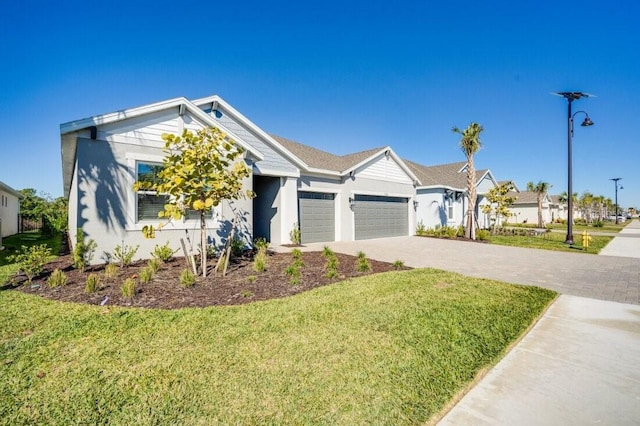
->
610, 177, 622, 224
554, 92, 594, 245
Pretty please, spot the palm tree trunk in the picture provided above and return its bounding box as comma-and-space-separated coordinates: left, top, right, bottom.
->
466, 156, 477, 240
537, 196, 543, 228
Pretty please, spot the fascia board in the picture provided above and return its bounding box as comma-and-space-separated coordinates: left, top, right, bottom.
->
0, 181, 23, 199
192, 95, 309, 170
417, 184, 465, 192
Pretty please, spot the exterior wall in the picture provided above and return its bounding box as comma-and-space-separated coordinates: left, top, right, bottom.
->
507, 203, 552, 225
68, 110, 254, 265
208, 110, 299, 176
0, 188, 20, 238
357, 155, 414, 184
416, 188, 465, 230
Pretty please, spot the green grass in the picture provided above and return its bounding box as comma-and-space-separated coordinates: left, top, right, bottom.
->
489, 231, 612, 253
0, 232, 61, 284
547, 221, 628, 233
0, 269, 556, 425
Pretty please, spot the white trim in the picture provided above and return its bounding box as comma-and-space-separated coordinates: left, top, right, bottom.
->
253, 166, 300, 178
343, 147, 421, 185
350, 190, 413, 198
298, 188, 341, 195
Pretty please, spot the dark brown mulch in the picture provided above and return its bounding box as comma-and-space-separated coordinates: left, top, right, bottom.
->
12, 252, 407, 309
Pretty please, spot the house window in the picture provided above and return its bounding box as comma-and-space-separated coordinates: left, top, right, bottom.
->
136, 162, 169, 221
448, 204, 454, 219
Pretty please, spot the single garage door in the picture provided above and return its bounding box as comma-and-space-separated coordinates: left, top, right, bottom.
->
299, 192, 335, 244
354, 194, 408, 240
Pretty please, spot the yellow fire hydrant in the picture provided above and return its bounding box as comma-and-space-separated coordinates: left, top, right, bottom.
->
582, 230, 592, 251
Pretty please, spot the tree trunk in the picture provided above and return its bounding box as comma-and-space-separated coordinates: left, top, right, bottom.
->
537, 196, 543, 228
466, 156, 477, 240
201, 211, 207, 277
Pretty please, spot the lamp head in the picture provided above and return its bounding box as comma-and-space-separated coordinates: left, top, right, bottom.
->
581, 116, 594, 127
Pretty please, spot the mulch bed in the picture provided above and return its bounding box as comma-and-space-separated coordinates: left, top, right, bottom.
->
12, 251, 407, 309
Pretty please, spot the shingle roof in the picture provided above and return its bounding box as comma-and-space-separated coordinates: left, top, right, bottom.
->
510, 191, 542, 204
270, 134, 384, 173
405, 160, 488, 190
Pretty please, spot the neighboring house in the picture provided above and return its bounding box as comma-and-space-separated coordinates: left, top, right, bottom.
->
506, 191, 552, 225
405, 161, 498, 230
548, 195, 568, 222
60, 95, 422, 263
0, 181, 22, 248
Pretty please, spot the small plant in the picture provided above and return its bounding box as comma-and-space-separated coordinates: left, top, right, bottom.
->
112, 243, 140, 267
289, 223, 301, 245
47, 269, 67, 288
120, 278, 137, 298
592, 220, 604, 228
139, 266, 154, 284
291, 248, 304, 267
104, 263, 119, 278
254, 237, 269, 252
285, 264, 302, 285
180, 269, 196, 287
241, 289, 254, 298
9, 244, 52, 283
85, 273, 101, 294
321, 246, 334, 258
444, 225, 458, 239
356, 251, 371, 272
151, 242, 175, 262
231, 236, 246, 258
392, 260, 405, 270
73, 229, 97, 272
253, 243, 268, 273
147, 258, 163, 273
247, 275, 257, 283
476, 229, 490, 241
415, 220, 427, 236
324, 251, 340, 279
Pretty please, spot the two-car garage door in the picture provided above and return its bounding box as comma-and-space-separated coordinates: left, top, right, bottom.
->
298, 192, 409, 243
353, 195, 408, 240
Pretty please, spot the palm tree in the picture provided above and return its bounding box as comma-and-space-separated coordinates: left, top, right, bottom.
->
452, 123, 484, 240
527, 181, 551, 228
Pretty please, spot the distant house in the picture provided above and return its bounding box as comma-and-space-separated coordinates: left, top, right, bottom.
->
60, 95, 422, 263
406, 161, 498, 230
506, 190, 552, 225
0, 181, 22, 248
548, 195, 568, 222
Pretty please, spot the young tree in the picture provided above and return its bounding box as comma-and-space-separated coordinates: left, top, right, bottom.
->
527, 181, 551, 228
133, 127, 253, 277
452, 122, 484, 240
481, 182, 516, 231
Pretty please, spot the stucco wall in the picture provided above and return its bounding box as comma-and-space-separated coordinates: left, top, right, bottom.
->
0, 189, 20, 238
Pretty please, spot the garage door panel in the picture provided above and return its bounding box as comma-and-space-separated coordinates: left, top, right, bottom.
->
299, 192, 335, 244
354, 195, 408, 240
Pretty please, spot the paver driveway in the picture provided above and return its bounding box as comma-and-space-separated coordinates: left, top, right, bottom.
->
294, 235, 640, 305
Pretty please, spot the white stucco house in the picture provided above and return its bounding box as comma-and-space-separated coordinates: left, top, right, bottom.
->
60, 95, 423, 263
0, 181, 22, 249
548, 195, 568, 222
506, 190, 552, 225
406, 161, 498, 231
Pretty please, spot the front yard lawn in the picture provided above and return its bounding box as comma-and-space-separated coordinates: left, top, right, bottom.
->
488, 231, 612, 253
0, 269, 555, 425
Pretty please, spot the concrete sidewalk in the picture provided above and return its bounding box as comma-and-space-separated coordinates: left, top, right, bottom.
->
438, 295, 640, 425
599, 219, 640, 258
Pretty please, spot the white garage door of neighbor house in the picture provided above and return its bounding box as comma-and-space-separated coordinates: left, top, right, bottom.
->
354, 194, 408, 240
298, 192, 335, 244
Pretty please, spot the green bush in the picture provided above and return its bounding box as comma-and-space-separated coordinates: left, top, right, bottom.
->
592, 220, 604, 228
392, 260, 405, 270
120, 278, 137, 298
85, 273, 101, 294
180, 269, 196, 287
151, 242, 175, 262
253, 246, 267, 273
139, 266, 154, 284
104, 263, 119, 278
291, 248, 304, 267
476, 229, 490, 241
415, 221, 427, 236
231, 237, 246, 258
112, 243, 139, 267
321, 246, 334, 258
73, 229, 97, 272
285, 264, 302, 285
47, 269, 67, 288
9, 244, 52, 283
356, 251, 371, 272
254, 237, 269, 252
444, 225, 458, 239
325, 252, 340, 279
147, 258, 163, 273
289, 223, 301, 245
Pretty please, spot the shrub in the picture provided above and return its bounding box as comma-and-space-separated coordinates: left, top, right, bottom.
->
112, 243, 139, 267
247, 275, 257, 283
285, 264, 302, 285
392, 260, 405, 270
104, 263, 119, 278
592, 220, 604, 228
444, 225, 458, 239
476, 229, 490, 241
321, 246, 334, 258
289, 223, 301, 245
415, 221, 427, 236
325, 252, 340, 279
356, 251, 371, 272
147, 258, 163, 273
47, 269, 67, 288
9, 244, 52, 283
73, 229, 97, 272
254, 237, 269, 252
180, 269, 196, 287
85, 273, 101, 294
151, 242, 175, 262
139, 266, 154, 284
231, 237, 246, 258
120, 278, 137, 298
253, 244, 268, 273
291, 248, 304, 267
456, 225, 465, 238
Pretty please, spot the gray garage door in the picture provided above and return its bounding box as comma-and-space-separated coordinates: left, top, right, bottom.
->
354, 195, 408, 240
299, 192, 335, 244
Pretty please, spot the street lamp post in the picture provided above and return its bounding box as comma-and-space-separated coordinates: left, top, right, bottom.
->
554, 92, 594, 245
610, 178, 622, 224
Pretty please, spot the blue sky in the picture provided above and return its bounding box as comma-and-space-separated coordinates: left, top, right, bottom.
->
2, 0, 639, 208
